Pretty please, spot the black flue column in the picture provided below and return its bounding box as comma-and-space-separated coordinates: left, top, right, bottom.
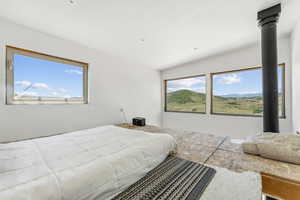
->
257, 4, 281, 133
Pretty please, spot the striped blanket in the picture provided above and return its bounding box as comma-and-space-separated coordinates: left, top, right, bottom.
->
112, 156, 216, 200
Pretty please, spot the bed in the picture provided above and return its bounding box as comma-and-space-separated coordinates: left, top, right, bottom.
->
0, 125, 261, 200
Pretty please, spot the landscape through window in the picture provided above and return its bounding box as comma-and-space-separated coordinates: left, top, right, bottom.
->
6, 46, 88, 104
212, 65, 285, 117
165, 76, 206, 113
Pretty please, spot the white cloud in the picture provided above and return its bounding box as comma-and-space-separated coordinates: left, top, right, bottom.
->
236, 91, 261, 95
167, 86, 205, 93
194, 86, 206, 93
170, 77, 205, 88
15, 81, 32, 88
58, 88, 67, 93
167, 87, 185, 93
16, 81, 52, 91
214, 90, 261, 96
218, 74, 241, 85
16, 91, 38, 97
167, 77, 206, 93
15, 81, 73, 98
31, 83, 52, 91
50, 92, 73, 98
51, 92, 59, 97
50, 88, 70, 97
64, 95, 71, 98
65, 69, 83, 75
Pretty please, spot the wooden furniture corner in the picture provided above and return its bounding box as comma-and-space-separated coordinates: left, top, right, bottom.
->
262, 172, 300, 200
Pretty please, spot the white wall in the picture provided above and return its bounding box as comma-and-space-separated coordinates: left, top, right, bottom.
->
0, 18, 162, 142
292, 21, 300, 134
161, 37, 293, 139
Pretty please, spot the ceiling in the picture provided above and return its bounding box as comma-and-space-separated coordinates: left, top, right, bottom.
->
0, 0, 300, 70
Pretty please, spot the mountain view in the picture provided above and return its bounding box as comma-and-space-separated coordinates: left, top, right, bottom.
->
212, 93, 263, 115
166, 90, 206, 112
166, 89, 283, 116
166, 67, 284, 116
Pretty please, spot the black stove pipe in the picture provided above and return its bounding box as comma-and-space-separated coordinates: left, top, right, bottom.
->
257, 4, 281, 133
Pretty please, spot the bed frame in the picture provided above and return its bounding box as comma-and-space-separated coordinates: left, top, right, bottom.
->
262, 173, 300, 200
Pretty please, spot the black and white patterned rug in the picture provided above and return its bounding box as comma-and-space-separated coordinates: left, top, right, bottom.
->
112, 156, 216, 200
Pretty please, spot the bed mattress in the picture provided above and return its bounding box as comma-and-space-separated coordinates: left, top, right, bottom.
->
0, 125, 176, 200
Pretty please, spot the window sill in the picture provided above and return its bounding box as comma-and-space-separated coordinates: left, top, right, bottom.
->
164, 111, 286, 119
7, 101, 88, 105
211, 112, 286, 119
164, 110, 206, 114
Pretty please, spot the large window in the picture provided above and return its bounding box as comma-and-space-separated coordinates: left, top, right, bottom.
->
6, 46, 88, 104
165, 75, 206, 113
211, 64, 285, 117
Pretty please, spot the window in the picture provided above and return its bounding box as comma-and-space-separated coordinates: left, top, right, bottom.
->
6, 46, 88, 104
211, 64, 285, 117
165, 75, 206, 113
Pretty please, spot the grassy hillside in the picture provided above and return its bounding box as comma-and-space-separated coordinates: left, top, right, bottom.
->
167, 89, 283, 116
166, 90, 206, 112
212, 94, 283, 115
212, 96, 263, 115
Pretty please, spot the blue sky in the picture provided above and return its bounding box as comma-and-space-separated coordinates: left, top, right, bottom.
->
213, 67, 283, 96
167, 67, 283, 96
213, 69, 262, 96
14, 54, 83, 98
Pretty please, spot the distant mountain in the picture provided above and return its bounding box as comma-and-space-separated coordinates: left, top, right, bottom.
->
167, 90, 281, 105
167, 90, 206, 104
220, 93, 262, 98
167, 89, 229, 104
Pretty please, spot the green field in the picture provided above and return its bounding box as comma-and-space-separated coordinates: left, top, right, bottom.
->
212, 95, 263, 115
166, 89, 283, 116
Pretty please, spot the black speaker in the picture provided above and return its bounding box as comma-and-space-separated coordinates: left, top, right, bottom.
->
132, 117, 146, 126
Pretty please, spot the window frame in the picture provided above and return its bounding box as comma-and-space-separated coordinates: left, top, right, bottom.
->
164, 74, 207, 114
6, 46, 89, 105
210, 63, 286, 118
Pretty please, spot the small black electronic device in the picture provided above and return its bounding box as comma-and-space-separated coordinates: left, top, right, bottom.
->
132, 117, 146, 126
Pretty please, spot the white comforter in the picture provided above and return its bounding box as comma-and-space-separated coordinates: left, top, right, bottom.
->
0, 125, 176, 200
